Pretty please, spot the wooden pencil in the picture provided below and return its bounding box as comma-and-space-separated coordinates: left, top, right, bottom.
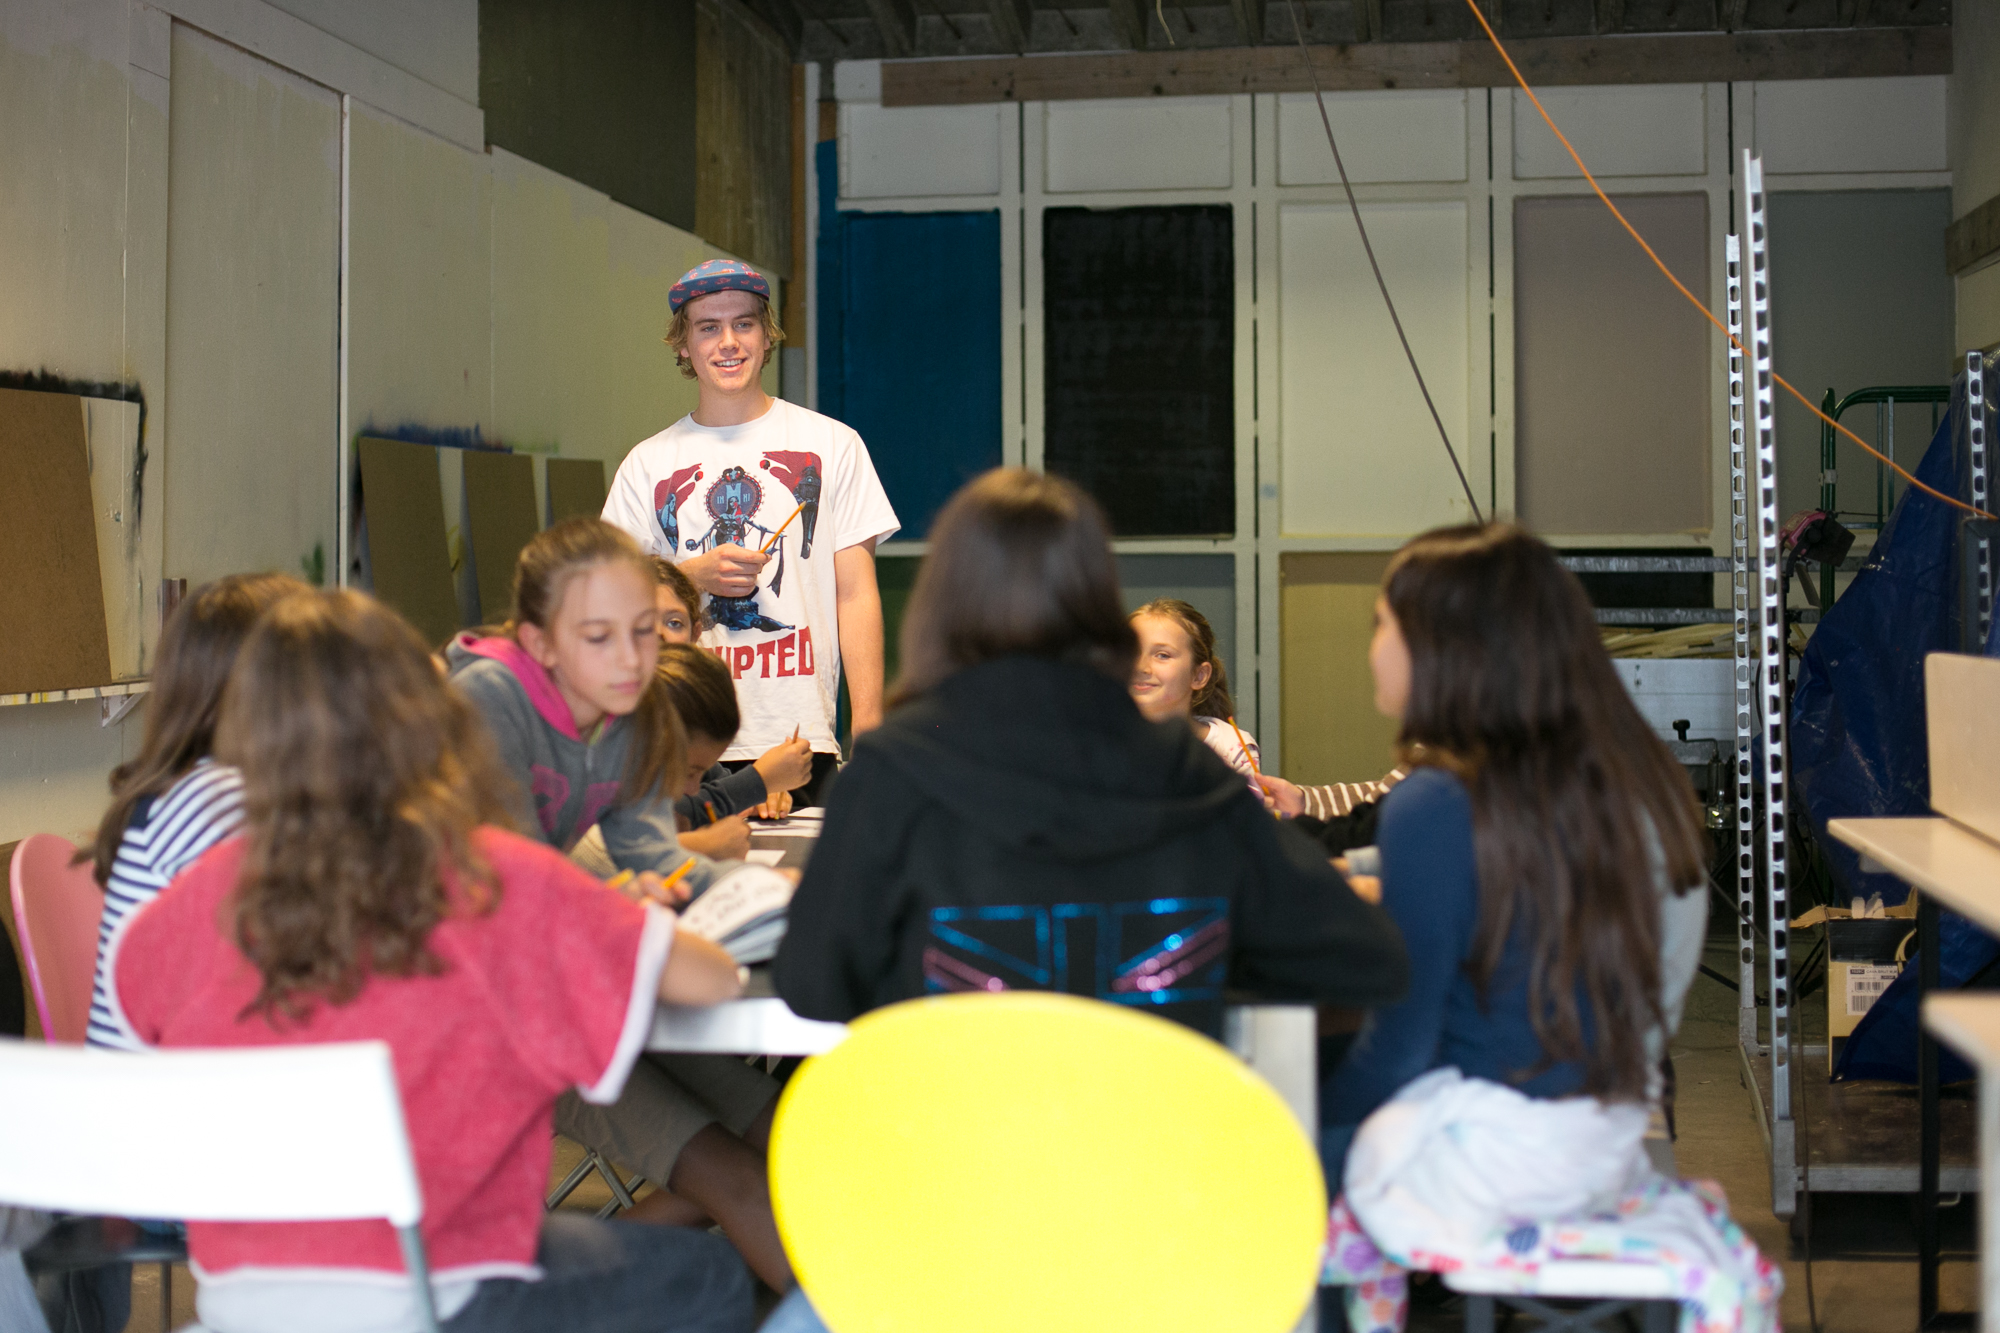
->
758, 502, 808, 554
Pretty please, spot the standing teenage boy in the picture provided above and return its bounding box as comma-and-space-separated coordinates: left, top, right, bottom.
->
604, 260, 899, 807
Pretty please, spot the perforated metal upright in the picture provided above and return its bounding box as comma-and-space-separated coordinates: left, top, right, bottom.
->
1742, 152, 1797, 1216
1726, 233, 1757, 1054
1967, 351, 1992, 649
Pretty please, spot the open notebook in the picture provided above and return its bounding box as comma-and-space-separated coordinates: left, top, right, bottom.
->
679, 868, 795, 965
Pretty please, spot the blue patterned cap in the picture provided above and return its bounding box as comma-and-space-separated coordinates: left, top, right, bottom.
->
669, 259, 771, 313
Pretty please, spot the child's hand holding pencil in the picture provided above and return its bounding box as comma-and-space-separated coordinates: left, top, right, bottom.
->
607, 858, 698, 909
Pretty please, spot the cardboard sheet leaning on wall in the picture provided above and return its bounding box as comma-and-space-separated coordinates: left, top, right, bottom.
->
0, 389, 121, 694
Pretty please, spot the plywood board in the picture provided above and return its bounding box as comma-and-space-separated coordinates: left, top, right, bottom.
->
1278, 201, 1473, 537
357, 438, 460, 649
695, 0, 793, 275
0, 389, 112, 693
463, 450, 539, 623
547, 457, 609, 524
1280, 552, 1399, 787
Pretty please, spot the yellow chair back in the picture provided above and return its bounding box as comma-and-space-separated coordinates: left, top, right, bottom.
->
769, 991, 1326, 1333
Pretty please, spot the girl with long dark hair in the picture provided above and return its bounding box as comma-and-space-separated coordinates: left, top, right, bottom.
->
1321, 522, 1709, 1178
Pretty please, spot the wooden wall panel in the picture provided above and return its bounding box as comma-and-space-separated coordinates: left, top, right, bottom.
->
696, 0, 795, 276
1280, 553, 1400, 787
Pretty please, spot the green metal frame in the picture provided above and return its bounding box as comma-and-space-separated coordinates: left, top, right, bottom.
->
1815, 383, 1951, 608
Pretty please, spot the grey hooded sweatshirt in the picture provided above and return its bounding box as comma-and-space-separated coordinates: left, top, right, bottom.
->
445, 633, 730, 893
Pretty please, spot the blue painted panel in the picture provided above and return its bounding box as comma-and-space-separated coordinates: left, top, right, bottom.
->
817, 166, 1002, 538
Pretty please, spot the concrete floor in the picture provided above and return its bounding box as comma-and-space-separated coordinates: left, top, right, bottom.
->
1668, 933, 1979, 1333
113, 930, 1984, 1332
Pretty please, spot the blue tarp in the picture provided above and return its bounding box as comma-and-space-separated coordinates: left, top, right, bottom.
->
1790, 374, 2000, 1083
1792, 383, 1978, 907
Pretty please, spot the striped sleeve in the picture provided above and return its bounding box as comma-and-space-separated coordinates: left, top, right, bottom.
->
1299, 768, 1408, 822
87, 763, 245, 1051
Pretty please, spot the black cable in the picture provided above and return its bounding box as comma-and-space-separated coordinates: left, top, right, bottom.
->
1280, 0, 1485, 524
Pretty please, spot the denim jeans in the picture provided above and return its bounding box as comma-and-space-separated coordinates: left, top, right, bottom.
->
757, 1288, 828, 1333
447, 1214, 753, 1333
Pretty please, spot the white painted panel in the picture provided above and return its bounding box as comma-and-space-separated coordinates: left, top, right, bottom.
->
842, 103, 1003, 199
1045, 96, 1233, 193
1277, 90, 1466, 185
1753, 76, 1947, 175
490, 149, 768, 480
263, 0, 479, 103
1278, 201, 1473, 536
164, 23, 340, 585
1614, 659, 1732, 744
0, 0, 135, 383
84, 399, 158, 679
834, 59, 882, 102
1513, 84, 1707, 179
0, 698, 136, 845
347, 103, 493, 440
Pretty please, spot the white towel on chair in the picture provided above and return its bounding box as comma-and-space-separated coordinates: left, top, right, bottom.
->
1344, 1067, 1653, 1260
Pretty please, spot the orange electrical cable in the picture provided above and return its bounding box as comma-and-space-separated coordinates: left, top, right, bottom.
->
1458, 0, 1996, 523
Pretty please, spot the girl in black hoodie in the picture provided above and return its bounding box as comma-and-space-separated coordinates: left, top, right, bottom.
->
773, 469, 1409, 1041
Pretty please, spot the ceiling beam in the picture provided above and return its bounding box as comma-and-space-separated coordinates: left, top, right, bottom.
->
989, 0, 1035, 52
861, 0, 918, 57
1947, 192, 2000, 277
880, 24, 1949, 105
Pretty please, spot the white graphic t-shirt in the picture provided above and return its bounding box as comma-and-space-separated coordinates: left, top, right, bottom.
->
603, 398, 900, 761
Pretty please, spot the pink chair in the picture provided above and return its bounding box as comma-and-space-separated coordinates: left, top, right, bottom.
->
10, 834, 105, 1043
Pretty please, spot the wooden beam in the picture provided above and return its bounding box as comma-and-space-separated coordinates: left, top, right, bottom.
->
1107, 0, 1148, 49
862, 0, 918, 57
989, 0, 1035, 53
1229, 0, 1263, 47
1948, 194, 2000, 278
880, 25, 1950, 105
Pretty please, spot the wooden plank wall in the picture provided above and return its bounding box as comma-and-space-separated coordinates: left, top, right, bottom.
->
697, 0, 796, 277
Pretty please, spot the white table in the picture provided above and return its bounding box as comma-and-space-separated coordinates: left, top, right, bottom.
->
1927, 993, 2000, 1333
648, 980, 1318, 1135
1830, 814, 2000, 1327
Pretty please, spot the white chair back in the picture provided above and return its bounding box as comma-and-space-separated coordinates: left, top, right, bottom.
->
0, 1039, 423, 1228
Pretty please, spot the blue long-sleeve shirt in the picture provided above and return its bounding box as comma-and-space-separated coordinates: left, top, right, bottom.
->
1319, 766, 1587, 1184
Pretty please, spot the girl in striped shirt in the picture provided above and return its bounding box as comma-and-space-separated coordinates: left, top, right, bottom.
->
85, 574, 306, 1050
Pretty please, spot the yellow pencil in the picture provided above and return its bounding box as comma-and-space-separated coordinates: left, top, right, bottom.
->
758, 502, 808, 554
1225, 716, 1261, 778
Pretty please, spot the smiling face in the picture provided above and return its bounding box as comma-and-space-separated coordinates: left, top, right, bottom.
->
1129, 612, 1212, 723
656, 583, 696, 646
679, 289, 769, 397
519, 559, 660, 733
1369, 594, 1413, 721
